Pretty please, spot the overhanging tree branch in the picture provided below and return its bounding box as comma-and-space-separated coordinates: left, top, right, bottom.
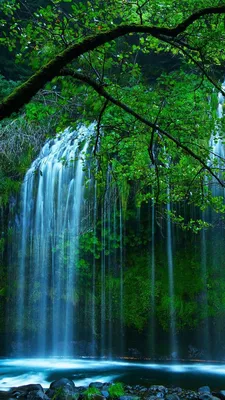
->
61, 67, 224, 188
158, 36, 225, 96
1, 5, 225, 121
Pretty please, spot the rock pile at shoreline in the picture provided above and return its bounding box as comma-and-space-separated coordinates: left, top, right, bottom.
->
1, 380, 225, 400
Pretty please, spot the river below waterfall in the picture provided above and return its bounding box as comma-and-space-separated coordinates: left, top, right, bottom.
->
1, 359, 225, 392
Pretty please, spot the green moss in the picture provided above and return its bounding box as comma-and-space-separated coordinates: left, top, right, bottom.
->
108, 383, 125, 398
83, 387, 101, 399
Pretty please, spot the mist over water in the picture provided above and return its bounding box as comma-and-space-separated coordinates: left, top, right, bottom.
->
2, 359, 225, 391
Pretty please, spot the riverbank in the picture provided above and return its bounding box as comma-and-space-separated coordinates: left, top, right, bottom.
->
1, 379, 225, 400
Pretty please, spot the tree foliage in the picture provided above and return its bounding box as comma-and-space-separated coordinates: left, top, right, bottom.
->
1, 0, 225, 214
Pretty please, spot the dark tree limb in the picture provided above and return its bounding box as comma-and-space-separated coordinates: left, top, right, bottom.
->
1, 5, 225, 121
158, 36, 225, 96
185, 167, 205, 200
61, 68, 224, 187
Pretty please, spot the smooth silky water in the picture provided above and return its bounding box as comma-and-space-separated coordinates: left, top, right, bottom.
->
1, 359, 225, 392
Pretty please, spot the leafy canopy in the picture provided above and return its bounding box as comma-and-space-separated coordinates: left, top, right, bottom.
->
1, 0, 225, 219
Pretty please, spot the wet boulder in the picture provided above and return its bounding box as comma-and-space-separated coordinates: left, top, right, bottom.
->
49, 378, 76, 399
50, 378, 75, 393
77, 387, 86, 393
198, 395, 219, 400
119, 396, 140, 400
45, 389, 55, 399
10, 384, 44, 398
89, 383, 104, 389
150, 386, 167, 394
198, 388, 211, 394
91, 395, 106, 400
101, 391, 109, 398
213, 391, 225, 400
146, 397, 160, 400
170, 388, 182, 395
181, 390, 198, 400
27, 390, 49, 400
165, 395, 180, 400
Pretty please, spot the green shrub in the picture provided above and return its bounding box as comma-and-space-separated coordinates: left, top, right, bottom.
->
108, 383, 125, 398
83, 387, 101, 399
52, 387, 64, 400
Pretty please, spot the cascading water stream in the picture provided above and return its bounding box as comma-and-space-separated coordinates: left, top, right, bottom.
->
150, 200, 155, 357
167, 187, 177, 358
100, 191, 106, 357
209, 82, 225, 354
91, 181, 97, 356
119, 202, 124, 356
200, 209, 210, 358
14, 125, 93, 356
197, 79, 225, 357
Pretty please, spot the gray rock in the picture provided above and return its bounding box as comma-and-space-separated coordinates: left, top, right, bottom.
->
69, 395, 80, 400
27, 390, 50, 400
165, 395, 180, 400
151, 387, 167, 393
146, 397, 159, 400
140, 389, 148, 393
48, 391, 79, 400
119, 397, 140, 400
89, 383, 104, 389
198, 388, 211, 394
171, 389, 182, 394
182, 391, 198, 400
92, 396, 106, 400
77, 387, 86, 393
101, 391, 109, 398
0, 391, 15, 400
102, 385, 110, 391
10, 385, 44, 398
50, 378, 75, 393
198, 395, 218, 400
134, 386, 142, 391
49, 379, 77, 400
217, 391, 225, 400
10, 384, 43, 396
45, 389, 55, 399
198, 395, 212, 400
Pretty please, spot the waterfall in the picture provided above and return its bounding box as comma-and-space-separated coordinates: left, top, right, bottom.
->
196, 80, 225, 357
119, 202, 124, 356
167, 187, 177, 358
14, 125, 93, 356
208, 81, 225, 355
149, 199, 155, 357
200, 209, 210, 357
100, 191, 106, 357
91, 181, 97, 356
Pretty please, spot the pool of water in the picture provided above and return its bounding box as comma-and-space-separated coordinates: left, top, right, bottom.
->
1, 359, 225, 392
